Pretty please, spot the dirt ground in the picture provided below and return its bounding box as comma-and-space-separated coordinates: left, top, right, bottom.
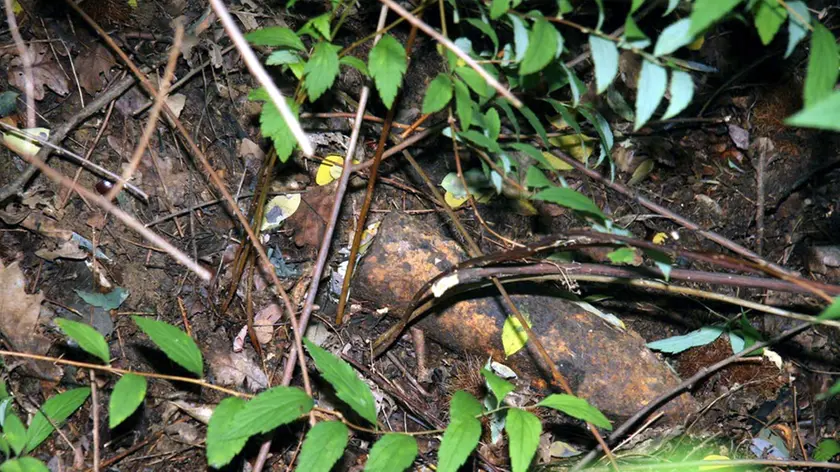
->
1, 0, 840, 471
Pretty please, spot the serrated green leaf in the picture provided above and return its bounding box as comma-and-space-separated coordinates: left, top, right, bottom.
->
466, 18, 499, 53
804, 24, 839, 108
662, 70, 694, 119
646, 326, 724, 354
75, 287, 128, 311
220, 386, 313, 441
450, 390, 483, 420
785, 1, 810, 58
364, 434, 417, 472
520, 18, 557, 75
817, 296, 840, 320
689, 0, 743, 36
206, 397, 248, 468
481, 368, 515, 405
505, 408, 541, 472
3, 414, 26, 456
490, 0, 511, 19
589, 35, 618, 94
132, 316, 203, 377
245, 27, 305, 50
525, 166, 552, 188
607, 247, 636, 264
437, 417, 481, 472
25, 388, 90, 453
340, 56, 369, 76
266, 50, 302, 66
653, 18, 694, 56
453, 79, 473, 129
814, 439, 840, 461
754, 0, 787, 45
422, 74, 453, 114
537, 394, 612, 430
459, 130, 502, 153
786, 92, 840, 131
109, 374, 146, 429
55, 318, 110, 364
304, 339, 377, 424
0, 457, 50, 472
296, 421, 348, 472
304, 42, 339, 101
455, 66, 490, 98
634, 60, 667, 130
256, 98, 300, 162
299, 13, 332, 40
368, 35, 407, 109
532, 187, 606, 220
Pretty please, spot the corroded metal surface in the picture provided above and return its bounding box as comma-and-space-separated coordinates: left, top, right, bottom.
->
354, 212, 697, 422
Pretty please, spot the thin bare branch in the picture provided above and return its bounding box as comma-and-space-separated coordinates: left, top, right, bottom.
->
4, 0, 35, 129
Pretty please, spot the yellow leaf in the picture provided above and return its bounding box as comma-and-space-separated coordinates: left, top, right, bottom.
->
548, 114, 571, 130
261, 194, 301, 231
502, 314, 532, 357
541, 151, 573, 171
444, 191, 468, 209
316, 154, 358, 186
2, 128, 50, 158
687, 36, 705, 51
11, 0, 22, 14
699, 455, 732, 471
548, 134, 595, 161
652, 232, 669, 245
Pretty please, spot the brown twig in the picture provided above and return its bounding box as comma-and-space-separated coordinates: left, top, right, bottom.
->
90, 370, 100, 472
4, 0, 35, 129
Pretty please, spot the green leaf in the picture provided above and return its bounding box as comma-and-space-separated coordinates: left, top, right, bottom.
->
814, 439, 840, 461
634, 60, 667, 130
537, 394, 612, 430
484, 108, 501, 142
304, 339, 377, 424
664, 0, 680, 16
753, 0, 787, 45
804, 24, 839, 108
630, 0, 645, 14
480, 368, 515, 405
520, 18, 557, 75
25, 388, 90, 453
505, 408, 541, 472
653, 18, 694, 56
459, 130, 502, 153
364, 434, 417, 472
0, 435, 9, 458
0, 457, 50, 472
495, 97, 521, 136
368, 35, 407, 109
508, 14, 529, 62
132, 316, 203, 377
245, 27, 305, 50
254, 96, 300, 162
206, 397, 248, 468
340, 56, 369, 76
817, 296, 840, 320
589, 35, 619, 94
296, 421, 348, 472
525, 165, 552, 188
3, 414, 26, 456
647, 326, 724, 354
645, 248, 673, 281
785, 1, 810, 58
109, 374, 146, 429
453, 79, 474, 129
502, 315, 531, 357
455, 67, 490, 98
661, 70, 694, 119
299, 13, 332, 40
560, 65, 586, 107
466, 18, 499, 53
220, 386, 313, 440
450, 390, 483, 420
304, 42, 339, 101
266, 50, 302, 66
607, 247, 636, 264
689, 0, 743, 36
787, 92, 840, 131
623, 16, 651, 49
490, 0, 511, 19
518, 104, 549, 146
422, 74, 453, 114
437, 417, 481, 472
75, 287, 128, 311
0, 91, 19, 118
532, 187, 606, 220
55, 318, 110, 364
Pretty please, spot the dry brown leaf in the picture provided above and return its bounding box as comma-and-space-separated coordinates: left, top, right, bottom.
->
0, 261, 50, 355
75, 45, 116, 95
8, 43, 69, 100
206, 350, 268, 392
286, 183, 335, 250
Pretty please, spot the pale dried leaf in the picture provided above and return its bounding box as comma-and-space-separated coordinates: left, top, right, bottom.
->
75, 45, 116, 94
8, 43, 69, 100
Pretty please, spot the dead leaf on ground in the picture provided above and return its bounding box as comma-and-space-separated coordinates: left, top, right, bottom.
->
286, 183, 335, 249
0, 262, 52, 361
8, 43, 69, 100
75, 45, 116, 95
206, 350, 268, 392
